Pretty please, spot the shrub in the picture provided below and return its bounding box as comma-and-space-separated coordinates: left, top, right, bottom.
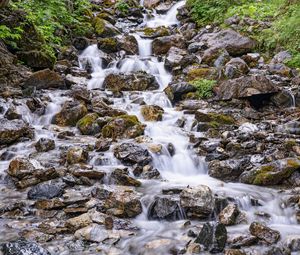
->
115, 0, 130, 14
191, 79, 217, 99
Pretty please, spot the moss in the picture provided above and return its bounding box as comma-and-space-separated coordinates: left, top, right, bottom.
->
77, 113, 100, 135
187, 67, 218, 81
284, 139, 297, 150
142, 27, 169, 37
208, 113, 235, 125
98, 37, 118, 52
209, 121, 220, 129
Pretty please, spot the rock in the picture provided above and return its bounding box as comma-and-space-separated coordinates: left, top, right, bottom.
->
7, 157, 41, 179
74, 224, 109, 243
271, 90, 295, 108
27, 182, 65, 200
77, 113, 102, 135
186, 66, 218, 81
219, 204, 240, 226
249, 222, 280, 244
4, 105, 21, 120
0, 118, 32, 145
208, 159, 248, 182
66, 147, 89, 165
148, 196, 183, 221
195, 222, 227, 253
26, 98, 46, 115
165, 46, 187, 70
164, 82, 196, 102
1, 239, 50, 255
148, 143, 163, 153
95, 138, 112, 152
180, 185, 214, 219
72, 37, 89, 51
22, 69, 65, 90
240, 158, 300, 186
102, 115, 145, 139
141, 105, 164, 121
268, 63, 291, 77
271, 51, 292, 64
110, 168, 141, 187
91, 97, 126, 117
97, 37, 118, 53
114, 142, 152, 166
35, 198, 65, 210
92, 185, 142, 217
118, 35, 139, 55
263, 246, 291, 255
152, 35, 186, 55
196, 29, 256, 56
285, 235, 300, 251
141, 26, 170, 39
224, 249, 246, 255
133, 165, 161, 179
143, 0, 160, 8
52, 100, 87, 126
17, 50, 55, 70
93, 18, 120, 37
103, 72, 159, 92
216, 75, 279, 100
224, 58, 249, 79
35, 138, 55, 152
195, 111, 235, 125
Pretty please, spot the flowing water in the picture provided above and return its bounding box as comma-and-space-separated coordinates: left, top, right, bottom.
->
1, 0, 300, 254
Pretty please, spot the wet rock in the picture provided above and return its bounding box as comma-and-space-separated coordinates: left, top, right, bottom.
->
180, 185, 214, 219
143, 0, 160, 8
52, 100, 88, 126
72, 37, 89, 51
224, 249, 246, 255
110, 168, 141, 187
195, 222, 227, 253
103, 72, 159, 92
195, 111, 235, 125
69, 84, 91, 102
22, 69, 65, 90
77, 113, 102, 135
249, 222, 280, 244
240, 158, 300, 186
164, 82, 196, 102
118, 35, 139, 55
92, 185, 142, 217
93, 18, 120, 37
66, 147, 89, 165
17, 50, 55, 70
102, 115, 145, 139
70, 165, 106, 180
114, 142, 152, 166
271, 51, 292, 64
285, 235, 300, 251
141, 26, 170, 39
26, 98, 46, 115
216, 75, 279, 100
97, 37, 118, 53
219, 204, 240, 226
152, 35, 186, 55
91, 97, 126, 117
208, 159, 249, 182
95, 138, 112, 152
224, 58, 249, 79
271, 90, 294, 108
133, 165, 161, 179
74, 224, 109, 243
27, 182, 65, 200
196, 29, 256, 56
4, 106, 21, 120
165, 46, 187, 70
8, 157, 41, 179
0, 118, 32, 145
263, 246, 290, 255
148, 195, 183, 221
35, 138, 55, 152
1, 239, 50, 255
141, 105, 164, 121
35, 198, 65, 210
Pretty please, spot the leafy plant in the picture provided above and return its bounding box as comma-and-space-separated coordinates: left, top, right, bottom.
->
191, 79, 217, 99
115, 0, 130, 14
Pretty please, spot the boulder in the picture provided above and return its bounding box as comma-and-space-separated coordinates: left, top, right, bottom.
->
148, 196, 183, 221
27, 182, 65, 200
110, 168, 141, 187
165, 47, 187, 70
164, 82, 196, 102
92, 185, 143, 217
66, 146, 89, 165
219, 204, 240, 226
180, 185, 214, 219
17, 50, 55, 70
152, 35, 186, 55
93, 18, 120, 37
97, 37, 118, 53
102, 115, 145, 139
114, 142, 152, 166
1, 239, 50, 255
216, 75, 279, 100
249, 222, 280, 244
195, 222, 227, 253
0, 118, 32, 145
7, 157, 41, 180
196, 29, 256, 56
240, 158, 300, 186
95, 138, 112, 152
22, 69, 65, 90
77, 113, 102, 135
35, 138, 55, 152
118, 35, 139, 55
103, 72, 159, 92
141, 105, 164, 121
143, 0, 160, 8
72, 37, 90, 51
224, 58, 249, 79
285, 235, 300, 252
52, 100, 87, 126
195, 111, 235, 125
91, 97, 126, 117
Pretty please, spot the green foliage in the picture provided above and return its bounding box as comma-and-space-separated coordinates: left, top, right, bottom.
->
115, 0, 130, 14
191, 79, 217, 99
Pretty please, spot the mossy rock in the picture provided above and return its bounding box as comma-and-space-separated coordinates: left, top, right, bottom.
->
17, 50, 56, 70
241, 158, 300, 186
141, 105, 164, 121
97, 37, 118, 53
187, 67, 219, 82
93, 17, 120, 37
141, 26, 170, 38
102, 115, 145, 139
195, 111, 235, 126
77, 113, 101, 135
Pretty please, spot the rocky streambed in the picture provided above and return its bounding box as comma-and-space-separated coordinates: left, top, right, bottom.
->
1, 0, 300, 254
